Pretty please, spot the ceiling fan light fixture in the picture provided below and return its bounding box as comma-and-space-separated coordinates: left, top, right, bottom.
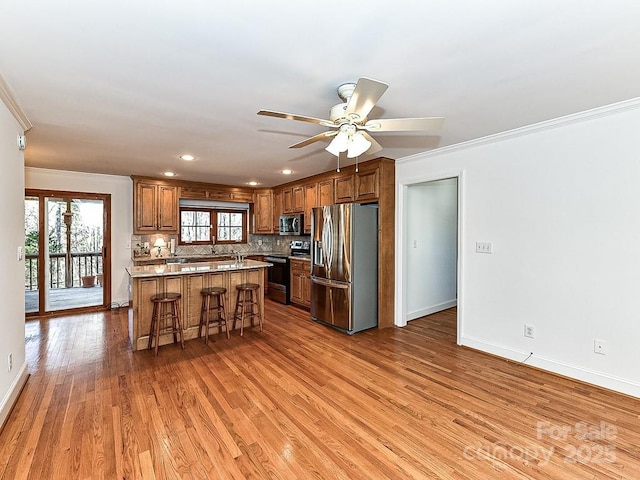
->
325, 129, 350, 156
347, 131, 372, 158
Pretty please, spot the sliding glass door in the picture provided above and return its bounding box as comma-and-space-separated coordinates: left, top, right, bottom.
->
25, 190, 111, 316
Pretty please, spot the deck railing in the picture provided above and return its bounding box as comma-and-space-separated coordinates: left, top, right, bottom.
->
25, 252, 103, 290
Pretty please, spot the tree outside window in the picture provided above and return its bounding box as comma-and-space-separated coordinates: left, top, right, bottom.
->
216, 211, 245, 243
179, 208, 247, 244
180, 209, 212, 243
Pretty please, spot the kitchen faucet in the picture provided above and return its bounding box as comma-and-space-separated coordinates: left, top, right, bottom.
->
232, 250, 244, 263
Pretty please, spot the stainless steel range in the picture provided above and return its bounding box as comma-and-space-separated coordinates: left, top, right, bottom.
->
265, 240, 310, 304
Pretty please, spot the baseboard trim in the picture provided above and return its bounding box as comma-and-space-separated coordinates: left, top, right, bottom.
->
461, 336, 640, 399
407, 300, 457, 321
0, 362, 29, 432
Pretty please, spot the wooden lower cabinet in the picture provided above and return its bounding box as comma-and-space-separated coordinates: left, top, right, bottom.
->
290, 258, 311, 308
246, 255, 268, 293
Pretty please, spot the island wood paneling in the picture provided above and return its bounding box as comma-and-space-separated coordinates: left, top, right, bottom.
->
129, 267, 265, 350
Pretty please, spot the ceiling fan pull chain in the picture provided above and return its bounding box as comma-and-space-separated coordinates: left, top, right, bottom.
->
336, 153, 341, 173
355, 155, 359, 172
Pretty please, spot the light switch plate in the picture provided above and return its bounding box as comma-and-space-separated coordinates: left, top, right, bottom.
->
17, 246, 23, 261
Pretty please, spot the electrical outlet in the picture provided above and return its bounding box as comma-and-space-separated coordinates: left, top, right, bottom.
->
258, 239, 263, 246
594, 339, 607, 355
524, 324, 535, 338
8, 353, 12, 372
475, 241, 493, 254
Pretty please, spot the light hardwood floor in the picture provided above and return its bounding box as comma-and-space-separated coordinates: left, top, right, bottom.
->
1, 302, 639, 479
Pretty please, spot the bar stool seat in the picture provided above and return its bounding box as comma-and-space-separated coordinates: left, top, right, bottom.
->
199, 286, 229, 344
148, 292, 184, 356
233, 283, 263, 336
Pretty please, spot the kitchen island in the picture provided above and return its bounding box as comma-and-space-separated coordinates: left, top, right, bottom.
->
126, 259, 271, 351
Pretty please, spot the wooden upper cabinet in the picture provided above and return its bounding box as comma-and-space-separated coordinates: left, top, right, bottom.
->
272, 189, 283, 232
254, 189, 273, 234
355, 167, 379, 202
292, 186, 304, 212
135, 181, 157, 232
334, 174, 355, 203
318, 179, 333, 206
179, 186, 209, 199
157, 184, 178, 231
303, 182, 318, 233
134, 179, 178, 234
179, 185, 253, 203
282, 188, 293, 213
282, 185, 304, 213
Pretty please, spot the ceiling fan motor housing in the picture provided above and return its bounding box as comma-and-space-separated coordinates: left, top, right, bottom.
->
337, 83, 357, 102
329, 103, 349, 124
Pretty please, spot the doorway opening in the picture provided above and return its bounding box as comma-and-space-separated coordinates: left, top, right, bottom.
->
25, 190, 111, 317
398, 174, 462, 343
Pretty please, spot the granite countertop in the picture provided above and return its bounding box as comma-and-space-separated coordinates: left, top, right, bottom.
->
126, 259, 272, 278
132, 251, 282, 263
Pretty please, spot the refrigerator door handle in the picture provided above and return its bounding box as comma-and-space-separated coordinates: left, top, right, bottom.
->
322, 210, 333, 273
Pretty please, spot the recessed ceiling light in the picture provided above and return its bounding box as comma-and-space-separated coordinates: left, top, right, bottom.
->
281, 169, 292, 175
179, 154, 196, 161
247, 181, 259, 186
163, 171, 176, 177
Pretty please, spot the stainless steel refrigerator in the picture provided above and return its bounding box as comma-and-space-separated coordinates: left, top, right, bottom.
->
310, 203, 378, 334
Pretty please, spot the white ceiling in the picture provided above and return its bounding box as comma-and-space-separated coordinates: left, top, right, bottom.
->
1, 1, 640, 187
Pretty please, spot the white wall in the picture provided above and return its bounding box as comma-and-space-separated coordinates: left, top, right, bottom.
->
0, 101, 28, 428
25, 168, 133, 304
396, 98, 640, 398
406, 178, 457, 320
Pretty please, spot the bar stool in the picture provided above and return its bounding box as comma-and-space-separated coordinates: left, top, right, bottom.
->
199, 286, 229, 344
233, 283, 263, 336
148, 292, 184, 356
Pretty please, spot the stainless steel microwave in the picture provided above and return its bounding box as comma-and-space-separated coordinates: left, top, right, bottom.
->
279, 214, 303, 235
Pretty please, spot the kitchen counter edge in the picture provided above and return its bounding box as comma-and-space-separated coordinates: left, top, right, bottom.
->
126, 259, 272, 278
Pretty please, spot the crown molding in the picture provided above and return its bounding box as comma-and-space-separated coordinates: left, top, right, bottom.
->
398, 96, 640, 165
0, 73, 32, 131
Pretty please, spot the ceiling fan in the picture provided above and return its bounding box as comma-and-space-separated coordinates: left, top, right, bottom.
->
258, 77, 445, 159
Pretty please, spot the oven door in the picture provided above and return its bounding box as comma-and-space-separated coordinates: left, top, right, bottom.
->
266, 256, 290, 304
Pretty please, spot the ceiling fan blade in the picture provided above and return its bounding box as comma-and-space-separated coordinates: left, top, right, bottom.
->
258, 109, 335, 127
360, 131, 383, 155
288, 130, 338, 149
363, 117, 445, 132
345, 77, 389, 121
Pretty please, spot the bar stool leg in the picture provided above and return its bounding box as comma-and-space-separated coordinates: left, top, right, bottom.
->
205, 295, 211, 344
175, 299, 185, 350
148, 301, 158, 351
251, 291, 262, 332
198, 294, 206, 340
202, 295, 210, 344
154, 304, 162, 357
233, 289, 245, 337
220, 295, 230, 339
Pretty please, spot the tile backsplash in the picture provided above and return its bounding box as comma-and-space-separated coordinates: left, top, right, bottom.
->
131, 234, 310, 259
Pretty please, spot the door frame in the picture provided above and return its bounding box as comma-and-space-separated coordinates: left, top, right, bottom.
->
25, 188, 112, 318
395, 169, 464, 345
